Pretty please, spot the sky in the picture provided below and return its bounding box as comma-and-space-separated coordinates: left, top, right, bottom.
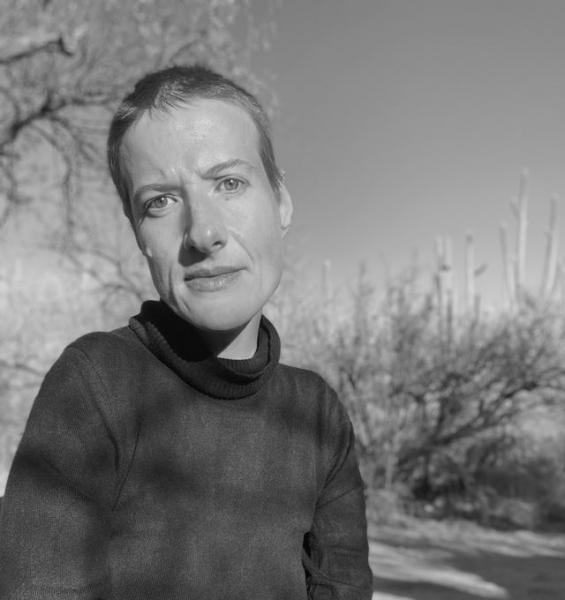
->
249, 0, 565, 307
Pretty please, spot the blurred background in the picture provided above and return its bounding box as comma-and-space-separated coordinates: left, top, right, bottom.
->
2, 1, 565, 597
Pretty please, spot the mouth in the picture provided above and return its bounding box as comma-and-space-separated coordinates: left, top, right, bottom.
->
184, 266, 243, 292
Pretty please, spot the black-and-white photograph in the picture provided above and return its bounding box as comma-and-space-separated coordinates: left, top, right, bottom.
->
1, 1, 565, 598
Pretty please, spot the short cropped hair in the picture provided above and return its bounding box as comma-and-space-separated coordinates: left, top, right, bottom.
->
107, 65, 283, 219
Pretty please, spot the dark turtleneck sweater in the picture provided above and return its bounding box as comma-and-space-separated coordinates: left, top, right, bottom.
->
0, 301, 372, 599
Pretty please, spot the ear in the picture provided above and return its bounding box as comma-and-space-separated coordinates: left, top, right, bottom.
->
277, 184, 293, 237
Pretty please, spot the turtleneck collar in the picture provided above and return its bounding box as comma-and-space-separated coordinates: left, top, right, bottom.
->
128, 300, 280, 400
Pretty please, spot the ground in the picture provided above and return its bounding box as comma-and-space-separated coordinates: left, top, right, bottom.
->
368, 519, 565, 600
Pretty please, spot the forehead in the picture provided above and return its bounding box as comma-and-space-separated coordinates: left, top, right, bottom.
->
121, 98, 261, 167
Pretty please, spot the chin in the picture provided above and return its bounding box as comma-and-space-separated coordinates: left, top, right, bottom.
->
158, 272, 278, 333
170, 297, 263, 334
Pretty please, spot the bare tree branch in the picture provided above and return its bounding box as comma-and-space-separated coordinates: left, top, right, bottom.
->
0, 32, 72, 65
0, 356, 44, 378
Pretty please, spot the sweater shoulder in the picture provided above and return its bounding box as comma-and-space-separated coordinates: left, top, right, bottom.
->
277, 362, 332, 391
276, 363, 349, 421
66, 323, 164, 395
67, 325, 142, 362
61, 325, 157, 380
53, 326, 154, 425
277, 363, 338, 396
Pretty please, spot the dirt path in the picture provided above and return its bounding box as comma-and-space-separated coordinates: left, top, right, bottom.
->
368, 520, 565, 600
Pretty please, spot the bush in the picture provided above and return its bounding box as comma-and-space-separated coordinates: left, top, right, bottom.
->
279, 268, 565, 528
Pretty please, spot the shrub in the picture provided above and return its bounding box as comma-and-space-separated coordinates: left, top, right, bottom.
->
279, 267, 565, 528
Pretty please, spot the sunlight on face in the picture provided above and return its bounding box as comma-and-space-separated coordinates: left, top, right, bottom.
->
120, 99, 292, 338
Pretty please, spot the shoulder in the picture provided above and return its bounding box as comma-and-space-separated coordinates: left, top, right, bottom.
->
28, 326, 150, 465
67, 325, 144, 363
34, 326, 143, 407
277, 363, 328, 387
56, 325, 155, 381
55, 324, 164, 403
16, 328, 144, 507
275, 363, 350, 425
32, 325, 153, 425
275, 365, 358, 492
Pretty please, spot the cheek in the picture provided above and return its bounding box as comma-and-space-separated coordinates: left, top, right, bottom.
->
137, 226, 177, 263
139, 238, 163, 261
143, 243, 177, 280
244, 199, 283, 251
260, 209, 285, 262
254, 221, 284, 276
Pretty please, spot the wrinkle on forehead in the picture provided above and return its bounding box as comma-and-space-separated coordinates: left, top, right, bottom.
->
120, 99, 265, 201
123, 100, 261, 169
133, 99, 259, 145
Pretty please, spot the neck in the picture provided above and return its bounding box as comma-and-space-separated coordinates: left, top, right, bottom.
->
200, 313, 262, 359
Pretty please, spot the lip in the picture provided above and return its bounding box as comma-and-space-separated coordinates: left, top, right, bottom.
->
184, 266, 243, 292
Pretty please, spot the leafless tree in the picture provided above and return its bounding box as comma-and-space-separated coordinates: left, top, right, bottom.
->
0, 0, 267, 297
0, 0, 264, 209
296, 267, 565, 520
0, 0, 272, 478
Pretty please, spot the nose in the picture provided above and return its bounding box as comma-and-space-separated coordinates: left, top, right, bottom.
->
182, 197, 228, 255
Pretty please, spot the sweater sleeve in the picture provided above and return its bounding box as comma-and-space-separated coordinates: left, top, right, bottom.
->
0, 345, 118, 599
303, 391, 373, 600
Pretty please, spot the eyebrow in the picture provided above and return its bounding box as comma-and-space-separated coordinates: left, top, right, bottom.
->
132, 183, 177, 204
131, 159, 257, 204
200, 159, 256, 179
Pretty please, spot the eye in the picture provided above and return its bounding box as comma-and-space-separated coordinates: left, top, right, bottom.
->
144, 194, 175, 215
218, 177, 246, 194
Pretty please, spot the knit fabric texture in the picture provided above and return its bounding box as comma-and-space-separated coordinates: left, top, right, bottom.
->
0, 301, 373, 599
